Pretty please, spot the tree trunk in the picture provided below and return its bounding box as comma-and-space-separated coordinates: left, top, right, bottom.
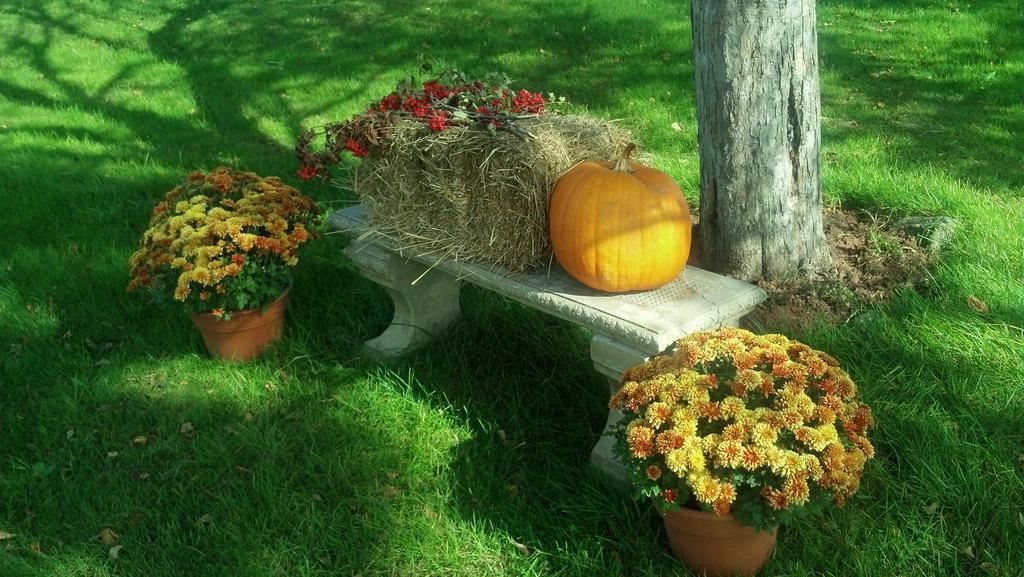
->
692, 0, 831, 281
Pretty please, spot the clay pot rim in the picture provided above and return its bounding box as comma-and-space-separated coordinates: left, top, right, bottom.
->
189, 285, 291, 332
662, 505, 778, 538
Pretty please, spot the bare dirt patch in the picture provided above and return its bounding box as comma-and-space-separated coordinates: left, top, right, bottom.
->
729, 208, 935, 332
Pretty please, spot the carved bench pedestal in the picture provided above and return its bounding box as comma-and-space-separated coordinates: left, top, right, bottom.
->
331, 204, 766, 486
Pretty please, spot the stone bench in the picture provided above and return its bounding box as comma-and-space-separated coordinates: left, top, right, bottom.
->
329, 204, 766, 484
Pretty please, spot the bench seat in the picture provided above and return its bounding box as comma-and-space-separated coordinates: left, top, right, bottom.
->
329, 204, 766, 485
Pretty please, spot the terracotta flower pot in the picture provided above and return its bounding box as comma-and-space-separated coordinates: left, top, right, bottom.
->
189, 287, 290, 361
661, 506, 777, 577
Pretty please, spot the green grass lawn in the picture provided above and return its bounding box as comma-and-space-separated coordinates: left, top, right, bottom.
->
1, 0, 1022, 575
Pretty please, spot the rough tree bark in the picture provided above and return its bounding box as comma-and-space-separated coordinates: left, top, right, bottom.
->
692, 0, 831, 281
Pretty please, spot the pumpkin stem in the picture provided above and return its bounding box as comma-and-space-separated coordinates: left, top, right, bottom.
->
612, 143, 637, 173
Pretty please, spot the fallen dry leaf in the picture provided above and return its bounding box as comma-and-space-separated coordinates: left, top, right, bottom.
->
98, 528, 119, 546
512, 540, 530, 555
108, 545, 123, 560
29, 542, 41, 553
382, 485, 401, 498
106, 451, 119, 459
243, 412, 255, 423
136, 471, 150, 480
979, 561, 997, 575
423, 507, 438, 519
923, 502, 940, 514
132, 435, 148, 445
179, 422, 194, 436
958, 545, 974, 558
967, 296, 989, 313
197, 514, 212, 525
0, 531, 15, 540
670, 122, 682, 132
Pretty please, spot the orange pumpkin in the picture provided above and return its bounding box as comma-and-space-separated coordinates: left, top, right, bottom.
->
548, 144, 691, 292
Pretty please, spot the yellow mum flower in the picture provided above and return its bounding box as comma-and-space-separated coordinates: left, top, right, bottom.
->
174, 274, 191, 301
789, 392, 817, 420
665, 448, 689, 475
800, 454, 824, 480
690, 473, 721, 504
768, 450, 803, 478
720, 397, 746, 419
191, 267, 212, 285
687, 386, 711, 404
687, 444, 706, 472
812, 423, 840, 451
751, 423, 778, 447
700, 433, 721, 455
671, 416, 698, 438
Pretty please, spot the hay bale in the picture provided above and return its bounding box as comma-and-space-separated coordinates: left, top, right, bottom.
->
353, 114, 640, 271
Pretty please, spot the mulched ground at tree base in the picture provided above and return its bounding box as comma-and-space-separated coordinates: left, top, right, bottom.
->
692, 207, 935, 332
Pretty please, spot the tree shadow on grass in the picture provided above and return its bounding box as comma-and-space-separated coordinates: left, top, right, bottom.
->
387, 285, 1024, 575
0, 359, 432, 576
817, 0, 1024, 196
375, 287, 680, 574
0, 243, 465, 575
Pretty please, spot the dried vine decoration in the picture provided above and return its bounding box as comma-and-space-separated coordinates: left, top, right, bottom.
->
295, 69, 548, 181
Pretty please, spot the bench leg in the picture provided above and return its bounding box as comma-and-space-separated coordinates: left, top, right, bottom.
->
344, 242, 462, 360
588, 334, 651, 489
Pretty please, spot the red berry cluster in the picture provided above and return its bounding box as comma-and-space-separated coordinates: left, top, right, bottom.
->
295, 71, 548, 181
511, 89, 545, 114
344, 138, 368, 158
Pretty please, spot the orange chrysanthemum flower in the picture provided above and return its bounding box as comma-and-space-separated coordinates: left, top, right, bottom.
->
716, 440, 744, 469
741, 445, 763, 470
610, 328, 874, 526
128, 168, 318, 316
626, 423, 656, 459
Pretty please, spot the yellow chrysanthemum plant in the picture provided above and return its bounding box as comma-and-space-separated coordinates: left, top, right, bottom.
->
127, 168, 319, 318
609, 327, 875, 531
